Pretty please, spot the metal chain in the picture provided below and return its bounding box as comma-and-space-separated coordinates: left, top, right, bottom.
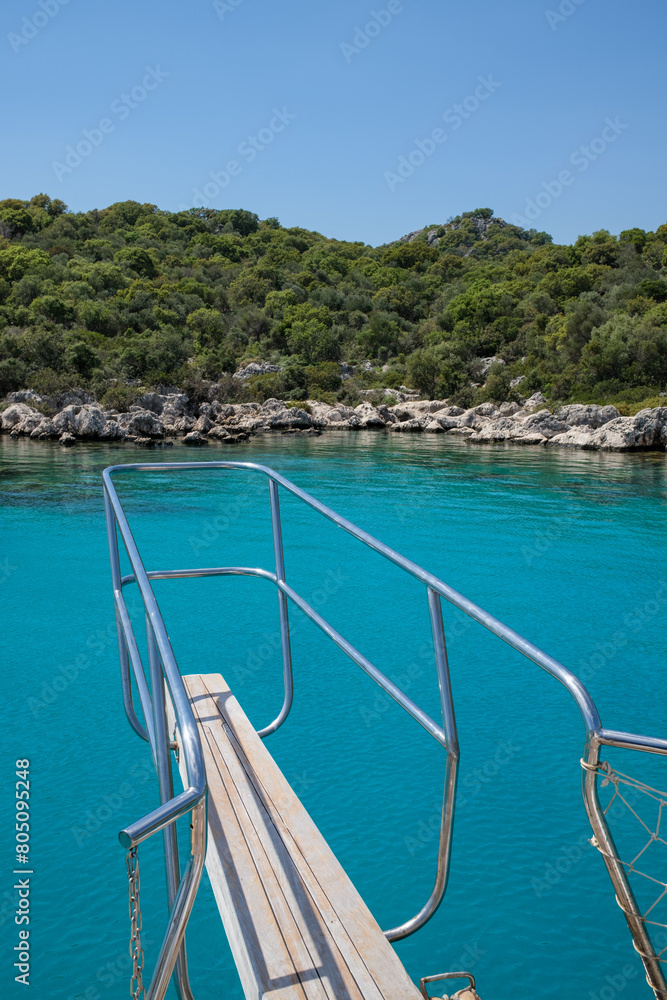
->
126, 847, 146, 999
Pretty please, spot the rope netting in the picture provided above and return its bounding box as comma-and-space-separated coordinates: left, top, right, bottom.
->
583, 759, 667, 962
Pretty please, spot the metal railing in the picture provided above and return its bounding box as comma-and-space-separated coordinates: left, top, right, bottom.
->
103, 460, 667, 1000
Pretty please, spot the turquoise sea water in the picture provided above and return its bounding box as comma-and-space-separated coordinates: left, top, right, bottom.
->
2, 432, 667, 1000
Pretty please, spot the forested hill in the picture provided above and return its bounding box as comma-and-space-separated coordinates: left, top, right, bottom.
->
0, 196, 666, 412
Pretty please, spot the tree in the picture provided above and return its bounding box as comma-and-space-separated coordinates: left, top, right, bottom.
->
407, 348, 442, 398
186, 308, 226, 348
65, 341, 99, 378
113, 247, 158, 278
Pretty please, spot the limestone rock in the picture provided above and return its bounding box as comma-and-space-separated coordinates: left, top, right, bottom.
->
118, 409, 165, 438
474, 402, 499, 418
548, 429, 596, 449
183, 430, 208, 446
212, 403, 236, 422
53, 405, 81, 433
555, 403, 620, 428
305, 401, 333, 427
511, 432, 548, 445
208, 425, 231, 440
390, 418, 424, 432
446, 425, 476, 437
74, 405, 107, 439
194, 414, 213, 434
59, 432, 76, 446
233, 362, 280, 380
589, 409, 667, 450
315, 404, 359, 428
259, 399, 313, 430
478, 355, 505, 377
49, 389, 94, 410
433, 405, 465, 417
354, 402, 386, 428
523, 392, 548, 412
163, 413, 195, 435
431, 414, 463, 430
390, 404, 417, 421
16, 411, 44, 436
469, 419, 514, 442
519, 410, 570, 439
7, 390, 45, 407
100, 419, 125, 440
30, 419, 59, 440
1, 403, 40, 431
459, 407, 495, 430
377, 404, 398, 424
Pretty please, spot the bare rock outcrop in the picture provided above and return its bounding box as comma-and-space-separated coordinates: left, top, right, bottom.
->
117, 408, 164, 438
3, 384, 667, 455
554, 404, 620, 428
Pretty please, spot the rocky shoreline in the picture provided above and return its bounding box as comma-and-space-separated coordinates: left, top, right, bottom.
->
1, 389, 666, 453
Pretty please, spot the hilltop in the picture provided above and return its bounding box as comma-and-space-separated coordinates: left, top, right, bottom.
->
0, 197, 666, 414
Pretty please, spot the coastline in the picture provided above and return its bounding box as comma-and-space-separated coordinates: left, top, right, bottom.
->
2, 389, 666, 454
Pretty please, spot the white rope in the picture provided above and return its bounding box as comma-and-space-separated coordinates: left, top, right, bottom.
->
584, 760, 667, 962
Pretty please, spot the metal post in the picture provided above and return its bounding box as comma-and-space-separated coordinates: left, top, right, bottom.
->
384, 589, 460, 941
146, 619, 194, 1000
582, 740, 667, 1000
258, 480, 294, 738
104, 491, 150, 743
146, 800, 207, 1000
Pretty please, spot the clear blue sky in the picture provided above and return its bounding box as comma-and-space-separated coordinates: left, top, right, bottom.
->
1, 0, 665, 246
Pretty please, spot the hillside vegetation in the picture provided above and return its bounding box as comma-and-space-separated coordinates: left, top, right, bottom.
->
1, 196, 666, 412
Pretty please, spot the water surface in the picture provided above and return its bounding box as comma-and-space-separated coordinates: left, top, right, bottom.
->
2, 433, 666, 1000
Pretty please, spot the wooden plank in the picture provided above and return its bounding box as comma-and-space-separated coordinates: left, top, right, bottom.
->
194, 674, 420, 1000
186, 678, 363, 1000
178, 673, 422, 1000
201, 726, 314, 1000
203, 726, 358, 1000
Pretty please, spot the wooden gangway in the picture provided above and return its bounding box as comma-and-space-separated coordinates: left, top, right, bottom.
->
176, 673, 422, 1000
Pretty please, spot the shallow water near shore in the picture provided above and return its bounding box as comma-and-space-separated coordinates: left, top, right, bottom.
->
2, 432, 667, 1000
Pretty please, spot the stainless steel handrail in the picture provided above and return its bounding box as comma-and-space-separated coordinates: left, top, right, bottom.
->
103, 461, 667, 1000
103, 482, 207, 1000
